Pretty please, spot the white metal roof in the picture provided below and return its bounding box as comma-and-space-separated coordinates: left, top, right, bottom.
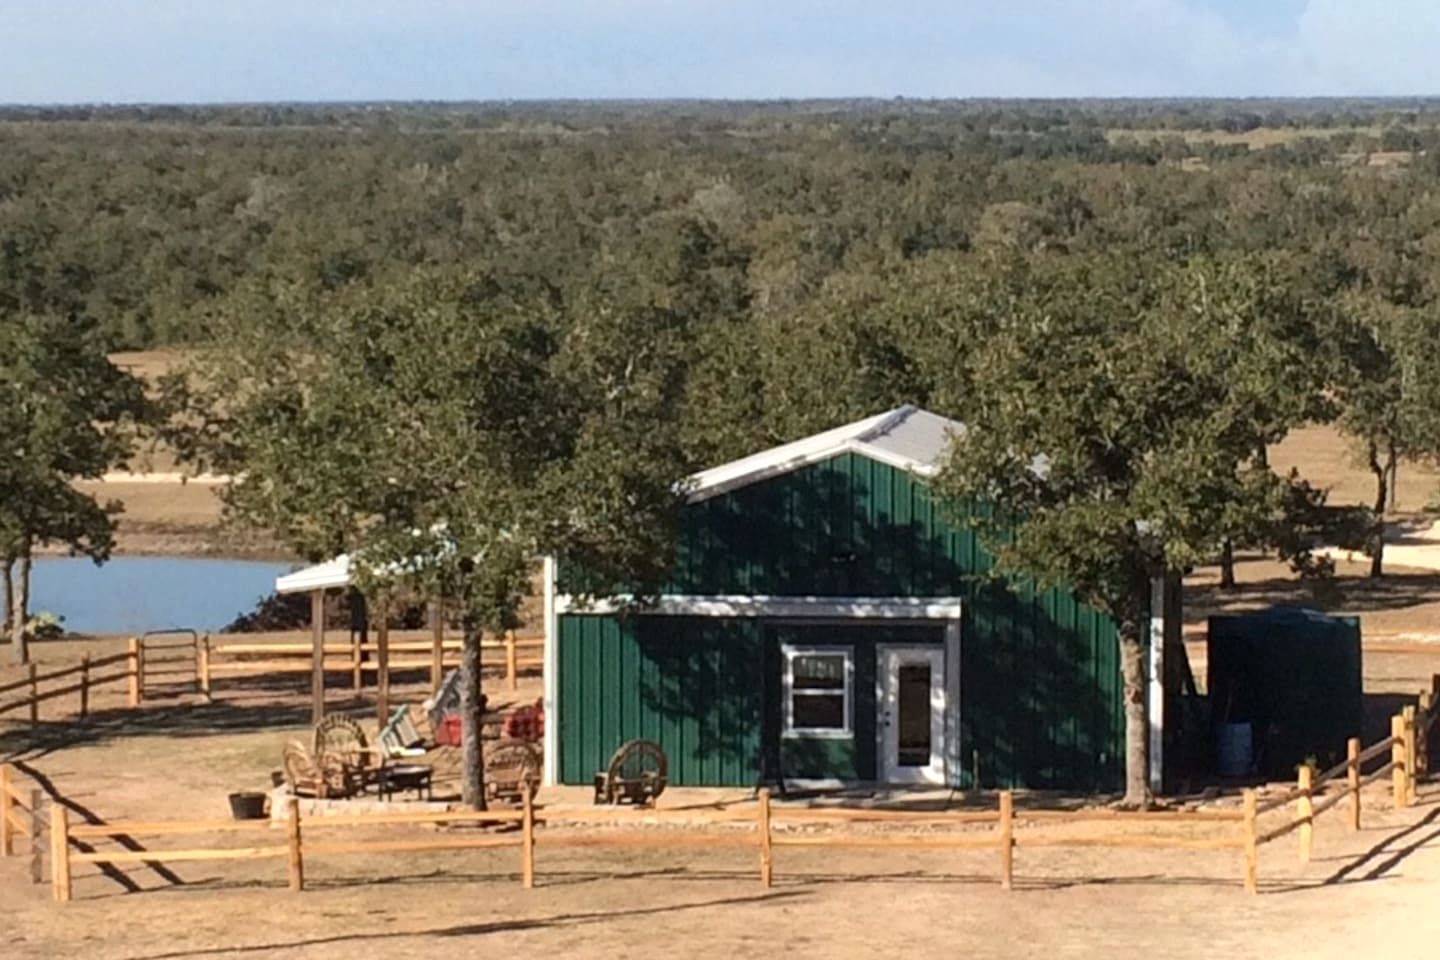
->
275, 554, 353, 594
685, 405, 964, 502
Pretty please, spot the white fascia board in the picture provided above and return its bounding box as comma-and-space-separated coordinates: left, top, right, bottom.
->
684, 408, 916, 503
848, 440, 942, 478
555, 594, 963, 620
274, 556, 354, 595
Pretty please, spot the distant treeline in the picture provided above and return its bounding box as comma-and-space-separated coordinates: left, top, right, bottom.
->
4, 99, 1440, 348
7, 97, 1440, 131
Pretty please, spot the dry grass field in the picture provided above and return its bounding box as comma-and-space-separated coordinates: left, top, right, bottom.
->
1271, 425, 1440, 515
1103, 125, 1394, 150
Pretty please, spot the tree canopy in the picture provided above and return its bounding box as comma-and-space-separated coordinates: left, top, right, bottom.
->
0, 314, 150, 662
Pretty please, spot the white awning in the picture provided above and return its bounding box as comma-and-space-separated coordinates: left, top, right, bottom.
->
275, 555, 353, 594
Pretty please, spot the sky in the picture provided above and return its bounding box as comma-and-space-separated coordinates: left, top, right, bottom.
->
0, 1, 1436, 104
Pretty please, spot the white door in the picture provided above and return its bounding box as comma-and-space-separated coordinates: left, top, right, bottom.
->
878, 646, 946, 784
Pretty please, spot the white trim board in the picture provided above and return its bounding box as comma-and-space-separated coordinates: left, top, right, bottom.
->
682, 405, 959, 503
542, 555, 560, 787
554, 595, 964, 619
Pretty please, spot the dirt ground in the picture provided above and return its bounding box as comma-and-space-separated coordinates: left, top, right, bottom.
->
5, 798, 1440, 960
6, 631, 1440, 958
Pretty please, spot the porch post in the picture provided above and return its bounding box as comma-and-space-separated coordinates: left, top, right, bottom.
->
377, 598, 391, 725
542, 556, 559, 786
1147, 576, 1166, 796
430, 600, 445, 694
310, 589, 325, 724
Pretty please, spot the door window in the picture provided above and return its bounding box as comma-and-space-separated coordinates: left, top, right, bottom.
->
896, 663, 932, 766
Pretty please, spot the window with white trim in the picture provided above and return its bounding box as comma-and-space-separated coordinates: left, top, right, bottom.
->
782, 645, 853, 737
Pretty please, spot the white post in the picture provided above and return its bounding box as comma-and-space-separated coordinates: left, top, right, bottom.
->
541, 555, 559, 787
1147, 576, 1166, 796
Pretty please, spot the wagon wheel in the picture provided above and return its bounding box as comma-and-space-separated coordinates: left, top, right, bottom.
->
486, 739, 541, 802
314, 714, 371, 771
607, 739, 668, 805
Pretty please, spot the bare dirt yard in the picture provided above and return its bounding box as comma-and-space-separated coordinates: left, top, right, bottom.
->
6, 633, 1440, 959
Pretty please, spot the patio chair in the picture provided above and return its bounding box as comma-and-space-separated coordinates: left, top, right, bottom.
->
379, 705, 428, 759
282, 740, 366, 799
486, 740, 541, 804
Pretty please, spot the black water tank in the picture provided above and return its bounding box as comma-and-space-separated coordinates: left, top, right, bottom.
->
1208, 607, 1362, 778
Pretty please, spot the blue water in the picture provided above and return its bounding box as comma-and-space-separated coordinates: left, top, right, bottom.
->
30, 556, 294, 635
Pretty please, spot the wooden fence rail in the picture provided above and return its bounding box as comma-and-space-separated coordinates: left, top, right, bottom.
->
1, 764, 48, 885
1244, 690, 1435, 892
0, 646, 139, 725
35, 780, 1344, 902
19, 681, 1440, 903
199, 631, 543, 695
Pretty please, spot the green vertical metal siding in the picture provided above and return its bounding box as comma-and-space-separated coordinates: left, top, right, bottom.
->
559, 614, 763, 786
559, 450, 1125, 790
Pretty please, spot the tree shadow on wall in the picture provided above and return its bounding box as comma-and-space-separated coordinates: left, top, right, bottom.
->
620, 459, 1121, 792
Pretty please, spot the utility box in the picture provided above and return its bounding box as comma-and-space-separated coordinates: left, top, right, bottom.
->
1207, 607, 1362, 779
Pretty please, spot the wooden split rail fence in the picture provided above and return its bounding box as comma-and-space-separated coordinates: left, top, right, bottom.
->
0, 630, 543, 728
0, 643, 141, 726
24, 787, 1259, 901
11, 685, 1438, 901
1241, 689, 1438, 893
199, 631, 543, 695
1, 764, 48, 885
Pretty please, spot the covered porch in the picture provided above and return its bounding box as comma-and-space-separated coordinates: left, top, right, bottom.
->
272, 555, 538, 725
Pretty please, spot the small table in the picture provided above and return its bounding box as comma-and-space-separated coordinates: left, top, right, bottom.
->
376, 764, 434, 802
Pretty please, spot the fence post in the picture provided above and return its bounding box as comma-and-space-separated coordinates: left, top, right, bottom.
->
758, 787, 773, 888
30, 789, 44, 885
1242, 788, 1258, 895
28, 663, 38, 727
199, 636, 212, 700
1347, 737, 1361, 832
0, 764, 12, 857
1392, 714, 1406, 811
127, 637, 141, 707
1297, 765, 1313, 864
287, 797, 304, 892
1403, 705, 1418, 805
79, 655, 90, 721
506, 631, 518, 692
351, 630, 362, 692
999, 790, 1014, 891
1419, 691, 1433, 777
521, 786, 535, 890
50, 804, 70, 902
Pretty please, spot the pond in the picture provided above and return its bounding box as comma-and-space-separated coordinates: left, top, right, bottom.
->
30, 556, 295, 635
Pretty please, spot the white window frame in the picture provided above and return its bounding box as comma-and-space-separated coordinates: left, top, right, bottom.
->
782, 644, 854, 739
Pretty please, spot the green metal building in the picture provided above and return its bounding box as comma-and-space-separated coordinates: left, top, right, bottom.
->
542, 406, 1175, 792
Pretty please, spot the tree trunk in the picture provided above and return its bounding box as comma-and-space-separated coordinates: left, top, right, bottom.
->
459, 612, 488, 811
1218, 539, 1236, 590
1368, 441, 1389, 579
1118, 619, 1149, 808
10, 551, 32, 666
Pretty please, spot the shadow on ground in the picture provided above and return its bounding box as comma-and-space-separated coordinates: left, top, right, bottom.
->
117, 890, 811, 959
